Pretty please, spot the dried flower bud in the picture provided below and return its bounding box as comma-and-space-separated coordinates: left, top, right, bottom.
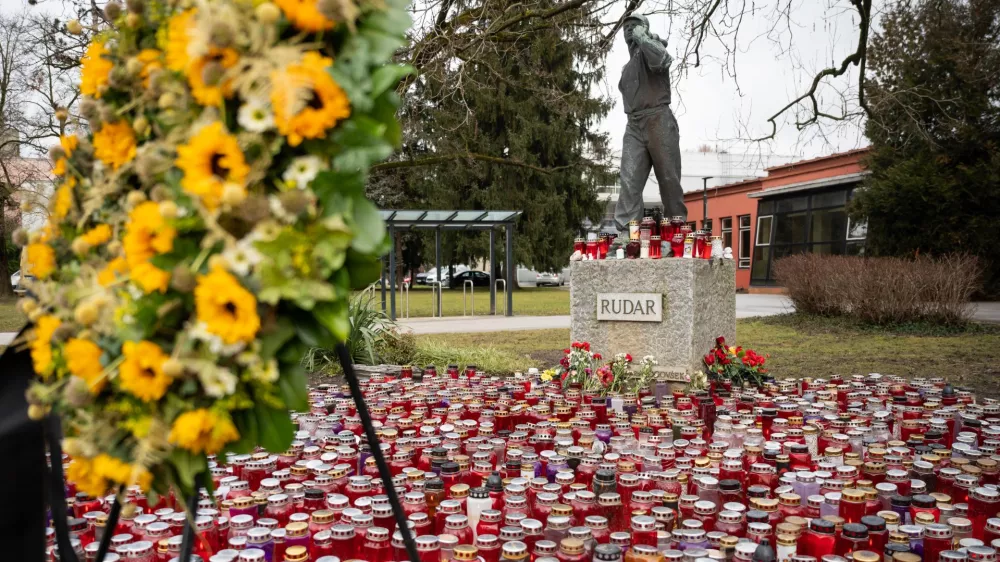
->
256, 2, 281, 23
210, 22, 235, 47
159, 200, 178, 218
279, 189, 311, 216
28, 309, 46, 322
20, 200, 32, 213
71, 237, 92, 256
74, 301, 100, 326
125, 13, 142, 27
104, 1, 123, 20
107, 240, 123, 256
28, 404, 49, 421
18, 298, 37, 315
126, 191, 147, 208
66, 19, 83, 35
55, 108, 69, 122
133, 115, 150, 136
125, 57, 144, 77
170, 264, 196, 292
157, 92, 177, 110
125, 0, 143, 12
222, 183, 247, 206
236, 195, 271, 224
11, 228, 28, 247
53, 323, 76, 343
80, 98, 100, 121
49, 145, 66, 164
109, 65, 131, 88
318, 0, 359, 26
64, 377, 94, 408
162, 358, 184, 377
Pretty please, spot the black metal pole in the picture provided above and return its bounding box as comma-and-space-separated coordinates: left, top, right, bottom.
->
335, 343, 420, 562
435, 228, 442, 317
505, 223, 514, 317
489, 229, 496, 315
178, 474, 203, 562
388, 226, 396, 320
44, 416, 79, 562
380, 258, 386, 312
93, 494, 122, 562
702, 176, 713, 232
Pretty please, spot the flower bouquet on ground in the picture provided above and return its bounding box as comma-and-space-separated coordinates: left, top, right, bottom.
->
592, 353, 657, 395
18, 0, 411, 506
703, 336, 770, 389
556, 341, 601, 389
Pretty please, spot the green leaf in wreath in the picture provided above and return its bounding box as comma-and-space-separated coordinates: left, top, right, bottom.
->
315, 300, 350, 342
168, 447, 208, 491
254, 403, 296, 453
259, 318, 296, 361
276, 361, 309, 411
348, 197, 386, 254
224, 409, 259, 455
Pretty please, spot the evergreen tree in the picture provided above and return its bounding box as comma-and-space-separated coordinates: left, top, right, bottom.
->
851, 0, 1000, 295
372, 0, 614, 273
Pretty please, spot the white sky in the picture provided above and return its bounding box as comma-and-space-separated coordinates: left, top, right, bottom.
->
598, 0, 870, 161
1, 0, 870, 160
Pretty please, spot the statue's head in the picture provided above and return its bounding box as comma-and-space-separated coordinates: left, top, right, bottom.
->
623, 14, 649, 47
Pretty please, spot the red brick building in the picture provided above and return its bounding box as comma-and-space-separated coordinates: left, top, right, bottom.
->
684, 148, 870, 291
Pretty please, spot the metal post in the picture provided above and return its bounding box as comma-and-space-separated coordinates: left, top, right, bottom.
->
380, 258, 386, 312
495, 279, 506, 315
388, 225, 396, 320
489, 229, 496, 315
702, 176, 714, 231
463, 280, 475, 316
435, 228, 442, 317
505, 223, 514, 316
401, 281, 410, 318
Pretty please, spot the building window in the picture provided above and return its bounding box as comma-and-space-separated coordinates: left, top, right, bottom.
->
738, 215, 752, 269
756, 215, 773, 246
686, 221, 697, 231
847, 217, 868, 240
721, 217, 733, 250
702, 218, 713, 234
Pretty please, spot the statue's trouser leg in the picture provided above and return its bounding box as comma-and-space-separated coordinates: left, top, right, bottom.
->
615, 119, 653, 232
647, 107, 687, 221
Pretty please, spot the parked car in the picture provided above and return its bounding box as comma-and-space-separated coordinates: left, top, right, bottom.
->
10, 269, 33, 295
414, 272, 429, 285
449, 270, 490, 289
516, 266, 571, 288
425, 265, 469, 286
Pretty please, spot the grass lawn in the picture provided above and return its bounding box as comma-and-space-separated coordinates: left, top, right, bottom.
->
367, 285, 569, 317
0, 298, 24, 332
411, 314, 1000, 395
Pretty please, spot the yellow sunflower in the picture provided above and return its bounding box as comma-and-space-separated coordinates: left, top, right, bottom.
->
93, 121, 137, 170
65, 338, 106, 393
25, 242, 56, 279
80, 39, 113, 99
118, 340, 173, 402
175, 122, 249, 210
136, 49, 162, 88
194, 265, 260, 344
66, 457, 108, 497
164, 9, 196, 72
123, 201, 175, 293
53, 135, 79, 177
187, 48, 238, 107
98, 256, 129, 287
274, 0, 334, 32
31, 315, 61, 378
271, 52, 351, 146
79, 224, 113, 248
169, 409, 239, 454
52, 179, 75, 221
93, 454, 153, 491
123, 201, 175, 264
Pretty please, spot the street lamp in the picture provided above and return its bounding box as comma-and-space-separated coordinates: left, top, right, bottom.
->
702, 176, 714, 231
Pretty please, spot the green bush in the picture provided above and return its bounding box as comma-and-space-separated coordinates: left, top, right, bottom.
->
774, 254, 982, 326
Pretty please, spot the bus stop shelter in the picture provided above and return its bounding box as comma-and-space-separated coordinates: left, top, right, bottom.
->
379, 210, 522, 320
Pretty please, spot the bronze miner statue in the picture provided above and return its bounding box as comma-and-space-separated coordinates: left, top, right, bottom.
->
615, 14, 687, 233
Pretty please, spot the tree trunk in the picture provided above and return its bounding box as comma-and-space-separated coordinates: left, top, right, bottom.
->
0, 198, 14, 298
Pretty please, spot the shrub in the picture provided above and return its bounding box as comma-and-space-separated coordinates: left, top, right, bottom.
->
302, 290, 408, 372
774, 254, 981, 326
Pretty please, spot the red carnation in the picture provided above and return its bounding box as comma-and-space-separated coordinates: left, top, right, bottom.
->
563, 348, 571, 354
582, 342, 591, 352
704, 354, 715, 365
594, 353, 602, 360
625, 353, 633, 362
715, 336, 726, 347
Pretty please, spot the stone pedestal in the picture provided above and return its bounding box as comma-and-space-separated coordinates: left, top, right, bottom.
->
570, 258, 736, 378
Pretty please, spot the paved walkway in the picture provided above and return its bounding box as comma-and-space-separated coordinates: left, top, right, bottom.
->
3, 297, 998, 341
